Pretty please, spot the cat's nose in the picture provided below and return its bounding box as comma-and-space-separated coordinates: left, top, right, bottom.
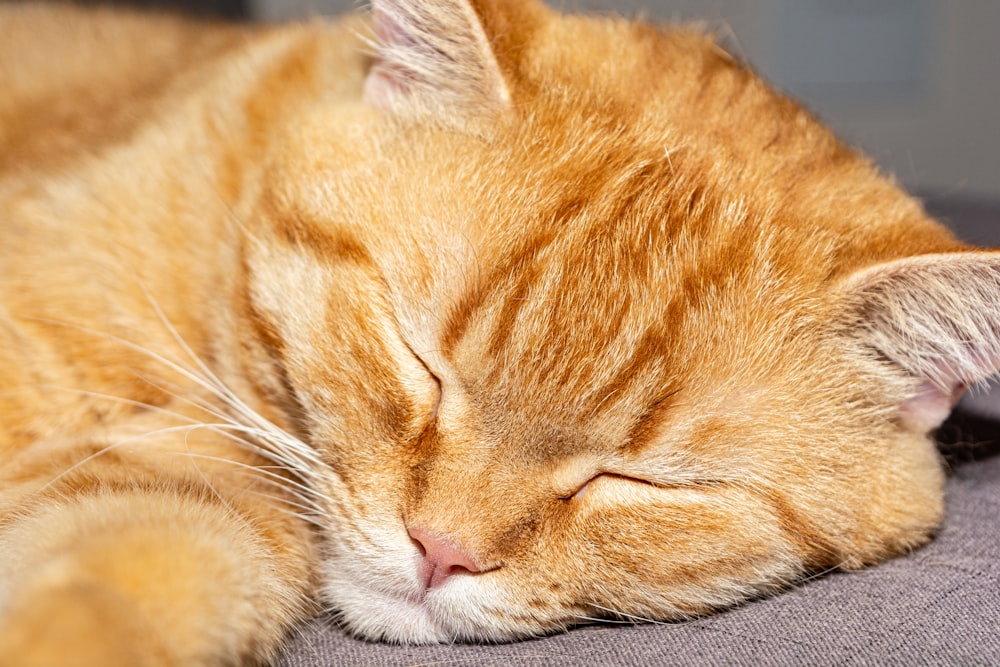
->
407, 524, 482, 589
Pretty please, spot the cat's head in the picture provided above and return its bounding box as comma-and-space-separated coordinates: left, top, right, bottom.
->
240, 0, 1000, 643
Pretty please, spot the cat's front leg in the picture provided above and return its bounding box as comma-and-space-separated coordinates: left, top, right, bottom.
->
0, 486, 315, 667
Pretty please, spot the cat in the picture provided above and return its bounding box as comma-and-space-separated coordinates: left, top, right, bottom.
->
1, 0, 998, 664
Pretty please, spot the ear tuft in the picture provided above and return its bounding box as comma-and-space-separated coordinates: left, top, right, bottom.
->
363, 0, 512, 119
840, 252, 1000, 432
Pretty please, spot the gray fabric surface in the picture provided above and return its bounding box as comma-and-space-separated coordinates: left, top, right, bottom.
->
279, 454, 1000, 666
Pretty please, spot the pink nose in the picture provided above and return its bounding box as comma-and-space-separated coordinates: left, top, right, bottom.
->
407, 524, 481, 589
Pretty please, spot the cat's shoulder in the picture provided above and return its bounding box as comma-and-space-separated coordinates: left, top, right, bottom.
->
0, 4, 364, 172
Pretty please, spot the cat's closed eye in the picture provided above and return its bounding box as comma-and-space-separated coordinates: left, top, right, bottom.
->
565, 472, 658, 502
410, 350, 443, 420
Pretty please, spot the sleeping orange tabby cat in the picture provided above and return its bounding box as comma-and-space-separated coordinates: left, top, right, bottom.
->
1, 0, 997, 664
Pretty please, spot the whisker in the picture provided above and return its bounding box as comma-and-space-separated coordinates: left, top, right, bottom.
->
178, 451, 332, 512
37, 423, 239, 493
23, 297, 339, 533
222, 486, 330, 527
585, 604, 671, 626
37, 383, 209, 427
25, 317, 239, 413
177, 423, 242, 519
132, 374, 239, 423
801, 562, 848, 583
571, 614, 635, 625
28, 315, 328, 479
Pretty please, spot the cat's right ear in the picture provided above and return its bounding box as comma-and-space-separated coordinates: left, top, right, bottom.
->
363, 0, 521, 121
837, 251, 1000, 433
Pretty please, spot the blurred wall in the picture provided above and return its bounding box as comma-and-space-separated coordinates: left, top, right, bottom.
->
251, 0, 1000, 201
56, 0, 247, 19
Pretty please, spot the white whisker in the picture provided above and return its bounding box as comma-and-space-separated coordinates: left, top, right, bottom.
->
178, 451, 332, 513
26, 313, 329, 489
38, 423, 238, 493
26, 317, 240, 413
37, 383, 210, 427
571, 614, 634, 625
585, 604, 671, 626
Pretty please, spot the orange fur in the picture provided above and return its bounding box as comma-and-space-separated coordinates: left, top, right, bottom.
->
1, 0, 997, 662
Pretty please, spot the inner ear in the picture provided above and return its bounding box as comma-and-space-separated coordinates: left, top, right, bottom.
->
838, 251, 1000, 433
898, 380, 966, 434
363, 0, 513, 120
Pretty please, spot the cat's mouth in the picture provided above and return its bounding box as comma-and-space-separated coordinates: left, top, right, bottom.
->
321, 563, 455, 643
336, 587, 443, 643
323, 558, 526, 644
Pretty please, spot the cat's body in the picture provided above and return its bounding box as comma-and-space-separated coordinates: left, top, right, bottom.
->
1, 0, 998, 664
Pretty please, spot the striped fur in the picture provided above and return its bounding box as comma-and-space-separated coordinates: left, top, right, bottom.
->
1, 0, 997, 662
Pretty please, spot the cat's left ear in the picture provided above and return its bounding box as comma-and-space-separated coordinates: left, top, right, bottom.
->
363, 0, 523, 120
839, 251, 1000, 433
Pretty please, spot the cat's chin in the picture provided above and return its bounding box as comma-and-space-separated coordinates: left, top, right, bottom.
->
329, 585, 445, 644
316, 559, 457, 643
319, 567, 545, 644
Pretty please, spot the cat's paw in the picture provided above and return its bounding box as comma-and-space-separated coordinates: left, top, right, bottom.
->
0, 581, 171, 667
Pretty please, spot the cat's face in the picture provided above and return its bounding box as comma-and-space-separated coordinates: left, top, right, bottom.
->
240, 0, 994, 643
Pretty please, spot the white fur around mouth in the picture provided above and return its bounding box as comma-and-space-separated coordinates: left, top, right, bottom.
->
321, 571, 459, 644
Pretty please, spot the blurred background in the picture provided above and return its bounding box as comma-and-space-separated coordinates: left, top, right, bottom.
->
81, 0, 1000, 209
